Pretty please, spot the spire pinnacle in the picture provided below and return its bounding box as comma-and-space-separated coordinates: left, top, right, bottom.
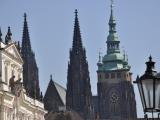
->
50, 74, 53, 80
0, 28, 2, 42
24, 13, 27, 22
21, 13, 32, 54
75, 9, 78, 18
5, 26, 12, 44
149, 55, 152, 62
111, 0, 114, 8
98, 49, 102, 63
72, 9, 83, 52
110, 0, 114, 12
7, 26, 12, 39
109, 0, 116, 33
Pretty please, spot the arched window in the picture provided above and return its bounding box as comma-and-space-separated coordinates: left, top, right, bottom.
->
105, 73, 109, 79
5, 66, 8, 83
108, 89, 120, 115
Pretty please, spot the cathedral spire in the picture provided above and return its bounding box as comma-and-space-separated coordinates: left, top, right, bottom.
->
7, 27, 12, 40
109, 0, 116, 33
5, 27, 12, 44
72, 9, 83, 52
22, 13, 31, 53
50, 74, 53, 81
66, 10, 94, 119
106, 0, 120, 54
101, 0, 130, 70
21, 13, 41, 100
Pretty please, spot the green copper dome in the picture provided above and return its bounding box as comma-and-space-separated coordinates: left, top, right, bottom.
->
97, 3, 130, 72
107, 33, 119, 42
103, 53, 123, 62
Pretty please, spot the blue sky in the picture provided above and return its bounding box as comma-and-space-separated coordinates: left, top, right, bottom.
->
0, 0, 160, 118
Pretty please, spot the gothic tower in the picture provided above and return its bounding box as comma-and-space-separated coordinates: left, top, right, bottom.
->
21, 13, 41, 100
66, 10, 94, 120
97, 3, 137, 120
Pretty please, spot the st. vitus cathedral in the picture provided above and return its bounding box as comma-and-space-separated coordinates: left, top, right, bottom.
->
0, 1, 140, 120
44, 3, 137, 120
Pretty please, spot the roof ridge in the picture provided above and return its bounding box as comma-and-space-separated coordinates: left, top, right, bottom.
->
53, 80, 66, 91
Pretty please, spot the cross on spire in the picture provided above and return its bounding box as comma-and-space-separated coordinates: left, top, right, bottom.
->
72, 9, 83, 53
111, 0, 114, 5
111, 0, 114, 9
75, 9, 78, 17
24, 13, 27, 22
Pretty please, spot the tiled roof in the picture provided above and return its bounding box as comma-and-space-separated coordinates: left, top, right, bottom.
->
53, 81, 66, 105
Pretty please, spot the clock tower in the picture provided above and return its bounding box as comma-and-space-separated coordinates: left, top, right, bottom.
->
97, 2, 137, 120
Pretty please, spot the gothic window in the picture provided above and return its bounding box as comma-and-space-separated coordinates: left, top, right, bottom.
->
5, 66, 8, 83
111, 73, 115, 79
110, 92, 119, 104
117, 73, 121, 78
108, 89, 120, 115
105, 73, 109, 79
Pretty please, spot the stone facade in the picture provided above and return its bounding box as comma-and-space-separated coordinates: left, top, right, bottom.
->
0, 27, 46, 120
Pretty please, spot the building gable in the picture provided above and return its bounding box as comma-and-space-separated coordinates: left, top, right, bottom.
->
4, 43, 23, 63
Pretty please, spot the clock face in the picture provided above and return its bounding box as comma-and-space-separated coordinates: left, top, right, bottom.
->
110, 92, 119, 103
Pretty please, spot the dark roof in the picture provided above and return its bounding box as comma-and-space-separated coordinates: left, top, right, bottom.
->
53, 81, 66, 105
44, 75, 66, 105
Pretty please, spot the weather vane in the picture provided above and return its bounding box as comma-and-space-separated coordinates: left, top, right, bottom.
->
98, 48, 102, 63
111, 0, 114, 8
111, 0, 114, 5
